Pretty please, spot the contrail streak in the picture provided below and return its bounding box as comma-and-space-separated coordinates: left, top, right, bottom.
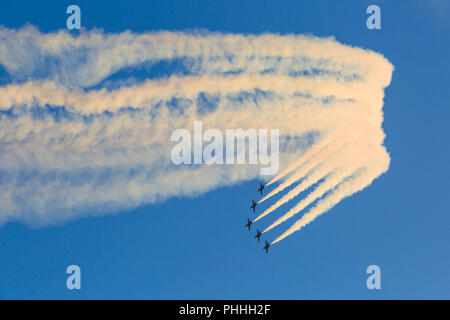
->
271, 149, 390, 244
265, 137, 334, 187
264, 166, 356, 233
0, 26, 393, 233
254, 161, 334, 222
258, 140, 343, 204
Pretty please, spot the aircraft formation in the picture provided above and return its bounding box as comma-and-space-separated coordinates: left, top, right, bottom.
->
245, 183, 271, 254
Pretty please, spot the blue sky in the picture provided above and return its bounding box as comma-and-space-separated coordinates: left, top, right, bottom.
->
0, 0, 448, 299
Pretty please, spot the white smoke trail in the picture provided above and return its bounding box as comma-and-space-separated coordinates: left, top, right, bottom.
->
271, 147, 390, 244
264, 166, 356, 233
258, 140, 344, 204
0, 26, 393, 234
0, 26, 392, 88
254, 160, 334, 222
265, 137, 334, 187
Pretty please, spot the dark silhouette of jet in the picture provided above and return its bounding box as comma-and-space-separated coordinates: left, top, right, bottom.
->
254, 229, 262, 242
257, 183, 265, 195
263, 241, 270, 254
250, 200, 257, 212
245, 218, 252, 231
